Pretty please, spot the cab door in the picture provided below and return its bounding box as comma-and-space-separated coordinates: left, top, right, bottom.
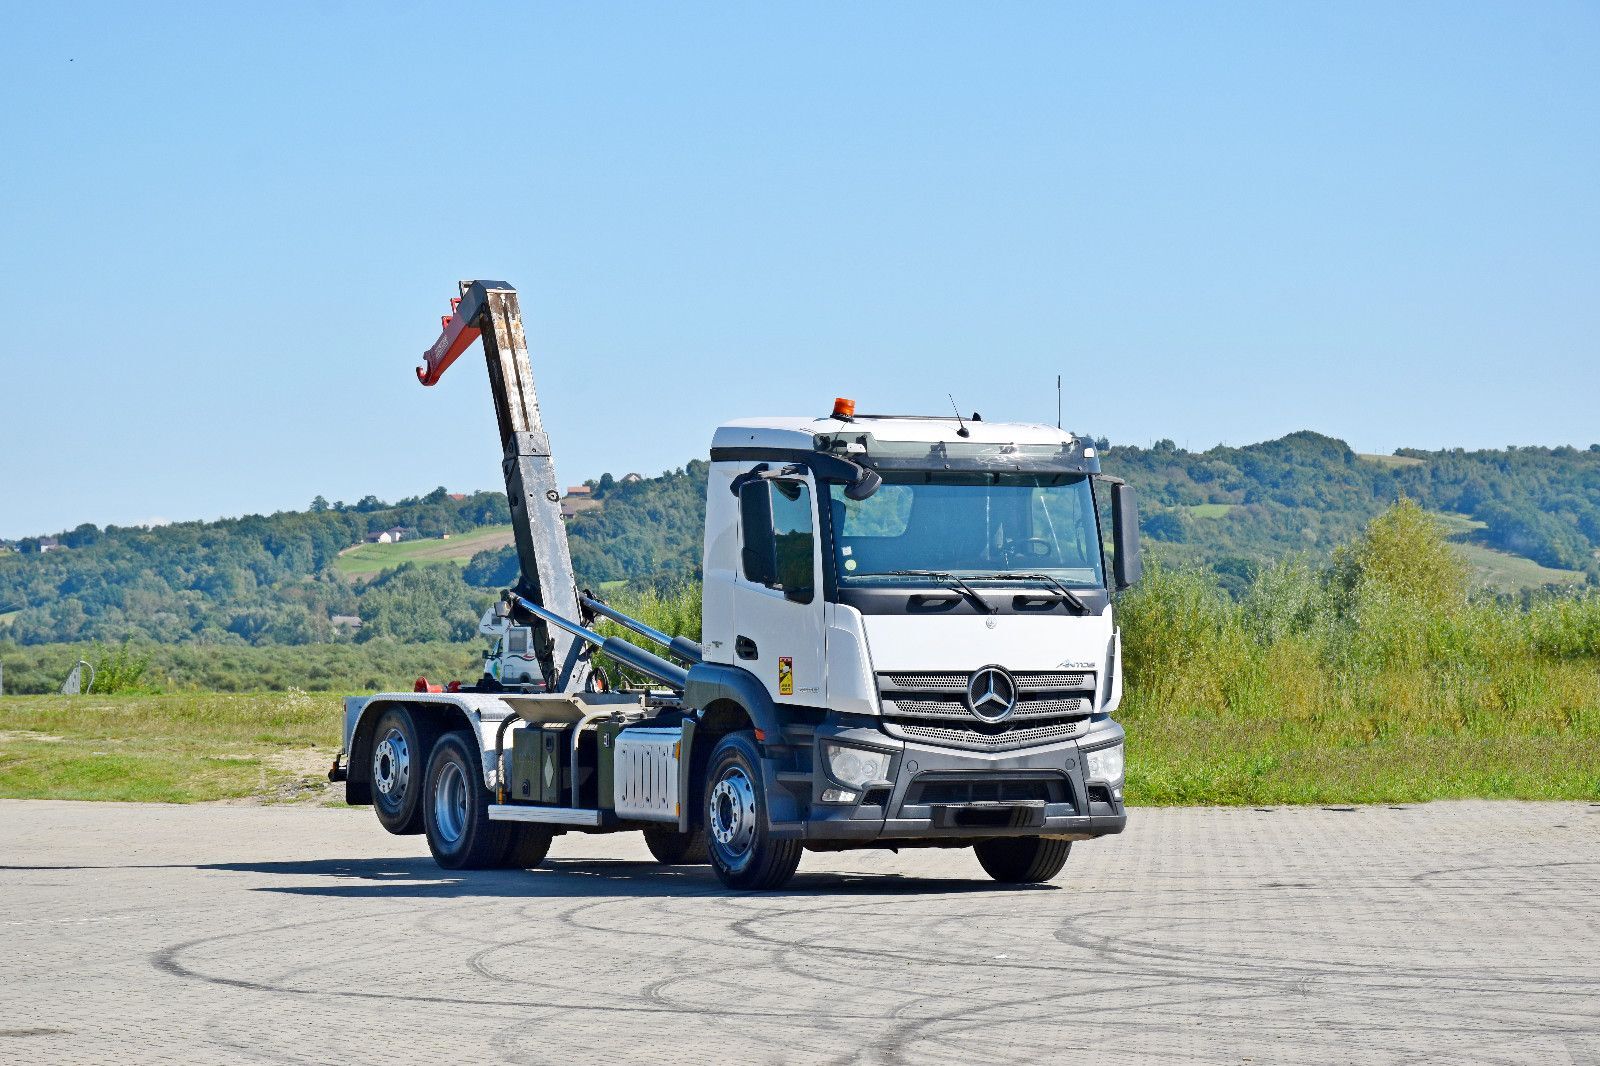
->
731, 472, 827, 706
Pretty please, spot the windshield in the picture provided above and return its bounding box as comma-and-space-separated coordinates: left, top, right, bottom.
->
828, 473, 1105, 588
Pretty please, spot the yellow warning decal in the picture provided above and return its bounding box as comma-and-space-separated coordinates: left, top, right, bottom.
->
778, 656, 794, 696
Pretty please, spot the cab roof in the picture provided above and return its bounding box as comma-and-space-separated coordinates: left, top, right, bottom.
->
711, 415, 1079, 453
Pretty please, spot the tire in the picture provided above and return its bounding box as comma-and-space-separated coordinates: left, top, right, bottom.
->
422, 731, 512, 870
370, 706, 428, 835
973, 837, 1072, 884
499, 825, 555, 869
643, 825, 710, 866
704, 731, 802, 890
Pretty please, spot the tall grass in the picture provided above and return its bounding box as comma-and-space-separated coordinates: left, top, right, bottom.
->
1118, 500, 1600, 803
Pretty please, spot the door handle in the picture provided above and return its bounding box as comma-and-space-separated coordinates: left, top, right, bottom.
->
735, 635, 759, 660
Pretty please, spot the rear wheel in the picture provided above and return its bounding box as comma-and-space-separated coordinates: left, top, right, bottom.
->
973, 837, 1072, 884
704, 731, 802, 890
371, 707, 428, 835
643, 825, 709, 865
423, 731, 512, 870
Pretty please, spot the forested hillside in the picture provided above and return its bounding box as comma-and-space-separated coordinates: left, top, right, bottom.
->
1114, 432, 1600, 593
3, 434, 1598, 650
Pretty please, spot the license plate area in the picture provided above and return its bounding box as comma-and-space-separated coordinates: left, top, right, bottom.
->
930, 800, 1047, 829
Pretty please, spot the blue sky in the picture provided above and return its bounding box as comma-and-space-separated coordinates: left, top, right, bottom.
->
2, 2, 1596, 539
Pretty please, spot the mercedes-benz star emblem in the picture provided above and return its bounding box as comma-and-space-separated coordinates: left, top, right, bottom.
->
966, 665, 1018, 723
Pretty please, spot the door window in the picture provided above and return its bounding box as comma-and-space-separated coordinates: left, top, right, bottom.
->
738, 479, 814, 603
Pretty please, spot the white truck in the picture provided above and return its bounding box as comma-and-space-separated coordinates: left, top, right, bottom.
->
332, 281, 1142, 890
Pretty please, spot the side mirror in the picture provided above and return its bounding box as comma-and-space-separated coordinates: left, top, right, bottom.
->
844, 467, 882, 501
1111, 482, 1143, 590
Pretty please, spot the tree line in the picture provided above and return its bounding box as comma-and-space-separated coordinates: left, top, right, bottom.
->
4, 434, 1599, 649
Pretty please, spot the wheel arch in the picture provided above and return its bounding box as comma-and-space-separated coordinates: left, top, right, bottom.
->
345, 695, 503, 805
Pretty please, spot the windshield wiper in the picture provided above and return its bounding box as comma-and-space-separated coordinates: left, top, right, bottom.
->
977, 572, 1090, 615
885, 570, 997, 614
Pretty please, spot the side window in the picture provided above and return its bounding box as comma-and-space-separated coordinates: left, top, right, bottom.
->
739, 481, 777, 585
771, 481, 815, 602
739, 479, 814, 602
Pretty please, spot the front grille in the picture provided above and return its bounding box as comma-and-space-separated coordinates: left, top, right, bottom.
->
876, 669, 1095, 751
890, 696, 1091, 721
881, 671, 1089, 693
885, 717, 1090, 752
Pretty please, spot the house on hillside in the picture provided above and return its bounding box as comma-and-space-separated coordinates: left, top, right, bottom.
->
330, 614, 363, 631
560, 501, 578, 521
37, 536, 61, 553
566, 484, 594, 498
621, 473, 643, 484
448, 493, 467, 501
362, 526, 413, 545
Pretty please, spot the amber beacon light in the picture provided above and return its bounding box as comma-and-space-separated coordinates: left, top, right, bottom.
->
831, 397, 856, 420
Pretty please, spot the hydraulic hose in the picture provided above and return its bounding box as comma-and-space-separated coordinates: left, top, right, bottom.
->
579, 595, 703, 664
510, 595, 688, 692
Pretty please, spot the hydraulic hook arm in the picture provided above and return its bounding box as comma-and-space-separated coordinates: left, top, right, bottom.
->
415, 280, 589, 693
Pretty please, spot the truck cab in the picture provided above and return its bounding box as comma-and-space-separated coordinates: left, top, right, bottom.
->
684, 410, 1137, 883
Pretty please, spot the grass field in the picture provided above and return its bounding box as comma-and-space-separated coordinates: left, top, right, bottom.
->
1358, 452, 1427, 468
0, 640, 485, 695
1122, 681, 1599, 805
0, 692, 341, 803
333, 525, 514, 579
1, 682, 1591, 806
1430, 512, 1585, 591
1183, 503, 1236, 518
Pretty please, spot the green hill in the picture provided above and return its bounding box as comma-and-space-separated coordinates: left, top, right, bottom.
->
2, 434, 1598, 651
334, 525, 515, 579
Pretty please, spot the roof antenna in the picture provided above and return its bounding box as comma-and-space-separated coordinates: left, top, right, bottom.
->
948, 394, 970, 437
1056, 374, 1062, 429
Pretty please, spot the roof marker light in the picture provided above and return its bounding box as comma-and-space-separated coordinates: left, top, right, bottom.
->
832, 397, 856, 420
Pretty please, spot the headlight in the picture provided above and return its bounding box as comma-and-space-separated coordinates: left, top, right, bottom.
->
823, 743, 891, 790
1084, 742, 1124, 786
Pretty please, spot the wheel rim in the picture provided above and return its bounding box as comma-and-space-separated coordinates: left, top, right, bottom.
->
373, 728, 410, 801
434, 760, 469, 846
708, 767, 757, 858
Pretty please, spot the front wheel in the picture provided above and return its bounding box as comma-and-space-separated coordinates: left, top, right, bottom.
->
704, 731, 802, 890
423, 731, 512, 870
973, 836, 1072, 884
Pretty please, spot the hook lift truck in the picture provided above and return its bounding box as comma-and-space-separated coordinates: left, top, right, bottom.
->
332, 280, 1143, 889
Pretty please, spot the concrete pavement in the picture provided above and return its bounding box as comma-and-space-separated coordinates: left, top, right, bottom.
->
2, 799, 1597, 1064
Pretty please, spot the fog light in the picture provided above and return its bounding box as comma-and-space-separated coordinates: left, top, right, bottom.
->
1085, 742, 1124, 787
821, 788, 858, 804
822, 742, 891, 790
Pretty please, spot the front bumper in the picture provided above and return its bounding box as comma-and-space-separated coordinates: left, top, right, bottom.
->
770, 717, 1127, 843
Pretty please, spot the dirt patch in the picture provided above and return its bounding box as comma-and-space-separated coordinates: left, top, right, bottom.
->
212, 747, 338, 807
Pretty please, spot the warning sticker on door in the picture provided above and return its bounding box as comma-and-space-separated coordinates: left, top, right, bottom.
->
778, 656, 794, 696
